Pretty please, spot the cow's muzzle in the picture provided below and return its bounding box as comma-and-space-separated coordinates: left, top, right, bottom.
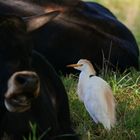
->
4, 71, 40, 112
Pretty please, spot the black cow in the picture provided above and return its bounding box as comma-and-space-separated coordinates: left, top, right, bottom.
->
0, 14, 79, 140
31, 0, 139, 73
0, 0, 139, 74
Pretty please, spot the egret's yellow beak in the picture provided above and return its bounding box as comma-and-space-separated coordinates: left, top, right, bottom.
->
66, 64, 83, 68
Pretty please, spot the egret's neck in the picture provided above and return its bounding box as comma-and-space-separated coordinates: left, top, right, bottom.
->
85, 65, 96, 77
79, 66, 96, 80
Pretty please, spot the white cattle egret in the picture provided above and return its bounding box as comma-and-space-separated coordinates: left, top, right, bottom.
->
67, 59, 116, 130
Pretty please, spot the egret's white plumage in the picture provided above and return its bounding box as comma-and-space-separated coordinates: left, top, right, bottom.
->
67, 59, 116, 130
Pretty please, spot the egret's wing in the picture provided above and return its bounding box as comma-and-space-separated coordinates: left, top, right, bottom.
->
83, 89, 107, 121
83, 79, 111, 129
84, 99, 99, 123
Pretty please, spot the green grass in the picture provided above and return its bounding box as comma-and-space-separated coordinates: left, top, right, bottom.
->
62, 70, 140, 140
22, 71, 140, 140
23, 122, 50, 140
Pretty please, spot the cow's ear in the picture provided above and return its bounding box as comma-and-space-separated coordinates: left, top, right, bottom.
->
24, 11, 59, 32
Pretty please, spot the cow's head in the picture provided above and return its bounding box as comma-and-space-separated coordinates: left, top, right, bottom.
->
0, 12, 59, 112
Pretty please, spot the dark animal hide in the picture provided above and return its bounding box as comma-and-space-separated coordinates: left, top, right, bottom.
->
0, 14, 79, 140
0, 0, 139, 74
